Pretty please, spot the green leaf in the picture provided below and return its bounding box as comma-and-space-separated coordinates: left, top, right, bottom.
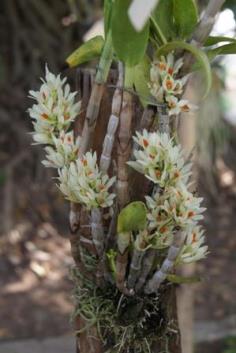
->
104, 0, 113, 37
117, 232, 131, 254
127, 56, 151, 106
152, 0, 175, 41
206, 43, 236, 61
65, 36, 104, 68
167, 274, 201, 284
111, 0, 149, 66
106, 249, 117, 275
133, 56, 151, 106
117, 201, 147, 233
173, 0, 198, 39
204, 36, 236, 47
157, 41, 212, 97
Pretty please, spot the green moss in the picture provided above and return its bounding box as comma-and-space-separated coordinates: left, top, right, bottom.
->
71, 266, 177, 353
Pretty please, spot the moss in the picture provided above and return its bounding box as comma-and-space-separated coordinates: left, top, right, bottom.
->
71, 266, 178, 353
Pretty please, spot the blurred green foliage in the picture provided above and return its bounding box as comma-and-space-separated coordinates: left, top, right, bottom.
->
223, 337, 236, 353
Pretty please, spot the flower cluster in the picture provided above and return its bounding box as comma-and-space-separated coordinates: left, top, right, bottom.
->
28, 67, 115, 211
149, 53, 197, 116
128, 130, 192, 188
58, 152, 116, 209
128, 129, 208, 262
42, 131, 80, 168
178, 226, 208, 264
28, 66, 81, 145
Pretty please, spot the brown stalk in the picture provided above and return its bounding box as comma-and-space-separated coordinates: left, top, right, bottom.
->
69, 33, 113, 233
116, 90, 133, 207
135, 248, 156, 292
145, 230, 183, 294
183, 0, 226, 72
115, 79, 134, 296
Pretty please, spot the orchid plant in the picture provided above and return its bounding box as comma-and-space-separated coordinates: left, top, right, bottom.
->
28, 0, 235, 352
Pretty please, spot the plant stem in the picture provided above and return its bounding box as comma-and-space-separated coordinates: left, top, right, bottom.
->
145, 230, 183, 294
69, 31, 113, 233
79, 30, 113, 155
157, 103, 170, 135
116, 81, 133, 208
150, 15, 167, 45
99, 62, 124, 173
193, 0, 226, 44
183, 0, 226, 72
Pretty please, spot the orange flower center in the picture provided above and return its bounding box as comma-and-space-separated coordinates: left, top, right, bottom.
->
166, 80, 173, 90
169, 101, 176, 108
159, 63, 166, 71
160, 226, 167, 234
174, 171, 180, 178
41, 113, 49, 120
188, 211, 195, 218
143, 139, 149, 148
192, 232, 197, 243
64, 113, 70, 120
181, 104, 190, 112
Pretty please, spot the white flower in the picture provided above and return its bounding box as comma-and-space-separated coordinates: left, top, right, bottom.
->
162, 74, 183, 96
58, 152, 116, 209
128, 130, 192, 188
152, 54, 183, 78
28, 65, 81, 143
32, 121, 54, 144
161, 186, 206, 228
151, 226, 174, 249
166, 96, 198, 116
42, 131, 80, 168
178, 226, 208, 263
149, 54, 197, 116
145, 184, 206, 230
146, 193, 173, 230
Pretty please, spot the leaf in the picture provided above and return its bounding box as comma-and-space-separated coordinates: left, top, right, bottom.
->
117, 201, 147, 233
157, 41, 212, 97
204, 36, 236, 47
167, 274, 201, 284
106, 249, 117, 275
65, 36, 104, 68
152, 0, 176, 41
206, 43, 236, 61
127, 56, 151, 106
104, 0, 113, 37
111, 0, 149, 66
117, 232, 131, 254
173, 0, 198, 39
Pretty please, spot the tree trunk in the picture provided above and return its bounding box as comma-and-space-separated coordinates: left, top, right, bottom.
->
70, 68, 182, 353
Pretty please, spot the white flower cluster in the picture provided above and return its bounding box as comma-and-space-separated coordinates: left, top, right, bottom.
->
178, 226, 208, 264
42, 131, 80, 168
28, 66, 81, 145
28, 67, 115, 210
149, 53, 197, 116
58, 152, 116, 209
128, 130, 192, 188
128, 130, 208, 263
